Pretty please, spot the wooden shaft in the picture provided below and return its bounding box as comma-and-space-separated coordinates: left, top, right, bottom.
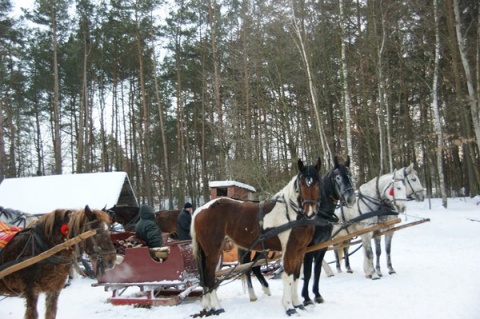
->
0, 230, 97, 280
305, 218, 401, 253
372, 218, 430, 237
328, 218, 431, 250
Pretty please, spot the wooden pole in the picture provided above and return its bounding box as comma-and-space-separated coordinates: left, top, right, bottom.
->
0, 230, 97, 280
372, 218, 430, 237
305, 218, 401, 253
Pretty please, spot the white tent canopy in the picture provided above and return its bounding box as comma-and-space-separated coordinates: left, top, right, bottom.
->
0, 172, 138, 215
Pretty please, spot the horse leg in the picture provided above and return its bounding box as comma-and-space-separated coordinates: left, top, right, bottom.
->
385, 233, 396, 274
334, 248, 343, 273
45, 290, 61, 319
374, 234, 383, 277
301, 251, 314, 306
312, 249, 327, 303
343, 242, 353, 273
362, 234, 379, 280
24, 289, 39, 319
322, 260, 334, 277
197, 244, 224, 315
252, 263, 271, 297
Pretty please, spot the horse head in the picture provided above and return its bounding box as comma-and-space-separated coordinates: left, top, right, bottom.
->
331, 155, 356, 208
403, 163, 425, 201
383, 170, 408, 213
296, 157, 322, 219
69, 205, 118, 276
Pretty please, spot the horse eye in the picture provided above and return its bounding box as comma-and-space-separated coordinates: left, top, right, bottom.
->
412, 178, 417, 182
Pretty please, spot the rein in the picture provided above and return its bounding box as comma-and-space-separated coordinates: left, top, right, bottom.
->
72, 220, 116, 276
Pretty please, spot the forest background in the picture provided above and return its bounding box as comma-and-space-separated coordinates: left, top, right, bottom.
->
0, 0, 479, 209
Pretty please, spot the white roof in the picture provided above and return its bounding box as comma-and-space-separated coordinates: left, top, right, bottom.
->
0, 172, 138, 215
208, 180, 256, 193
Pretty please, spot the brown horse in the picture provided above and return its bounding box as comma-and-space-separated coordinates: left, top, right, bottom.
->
192, 158, 322, 316
108, 206, 180, 235
0, 206, 118, 319
155, 209, 180, 235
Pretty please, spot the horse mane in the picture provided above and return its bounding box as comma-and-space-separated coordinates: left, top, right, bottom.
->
30, 209, 69, 238
69, 207, 110, 236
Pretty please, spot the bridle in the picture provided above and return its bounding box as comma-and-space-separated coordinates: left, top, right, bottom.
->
376, 171, 407, 211
75, 220, 116, 275
290, 172, 321, 220
403, 167, 424, 201
331, 167, 354, 206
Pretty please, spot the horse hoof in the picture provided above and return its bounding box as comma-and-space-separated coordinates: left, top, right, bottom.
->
249, 297, 257, 302
327, 273, 335, 277
211, 308, 225, 315
303, 300, 313, 307
286, 308, 297, 316
389, 270, 396, 275
347, 270, 353, 274
315, 296, 324, 304
294, 304, 305, 310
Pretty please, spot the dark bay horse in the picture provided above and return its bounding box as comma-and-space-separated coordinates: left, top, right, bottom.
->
192, 158, 322, 316
108, 205, 180, 235
0, 206, 118, 319
301, 155, 356, 306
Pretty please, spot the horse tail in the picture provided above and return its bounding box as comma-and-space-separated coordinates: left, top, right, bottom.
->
190, 213, 207, 286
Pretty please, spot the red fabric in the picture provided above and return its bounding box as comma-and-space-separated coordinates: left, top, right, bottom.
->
389, 187, 394, 197
0, 221, 22, 250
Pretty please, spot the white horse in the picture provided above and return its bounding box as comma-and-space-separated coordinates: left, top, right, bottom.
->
373, 163, 425, 276
331, 169, 409, 279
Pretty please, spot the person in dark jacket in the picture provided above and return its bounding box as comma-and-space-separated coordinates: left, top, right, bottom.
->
135, 204, 163, 247
176, 202, 193, 240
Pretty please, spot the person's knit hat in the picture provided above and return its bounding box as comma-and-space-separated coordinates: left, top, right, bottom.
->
184, 202, 193, 209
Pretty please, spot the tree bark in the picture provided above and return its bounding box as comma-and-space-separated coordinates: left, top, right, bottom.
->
432, 0, 448, 207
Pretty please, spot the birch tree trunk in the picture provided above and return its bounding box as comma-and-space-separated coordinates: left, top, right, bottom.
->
432, 0, 447, 208
291, 1, 331, 164
453, 0, 480, 153
339, 0, 353, 168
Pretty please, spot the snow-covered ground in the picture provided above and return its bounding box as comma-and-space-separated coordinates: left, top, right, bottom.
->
1, 197, 479, 319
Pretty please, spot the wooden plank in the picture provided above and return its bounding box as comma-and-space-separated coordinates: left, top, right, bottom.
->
0, 230, 97, 280
305, 218, 401, 253
372, 218, 430, 237
327, 218, 431, 251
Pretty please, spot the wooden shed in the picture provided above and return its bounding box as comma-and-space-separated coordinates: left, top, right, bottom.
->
208, 180, 256, 200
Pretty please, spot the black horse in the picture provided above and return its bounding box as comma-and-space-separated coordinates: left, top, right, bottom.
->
301, 155, 356, 305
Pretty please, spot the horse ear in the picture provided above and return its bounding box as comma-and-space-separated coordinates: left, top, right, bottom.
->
315, 157, 322, 172
334, 156, 339, 168
407, 163, 414, 173
297, 159, 305, 172
345, 156, 350, 167
85, 205, 95, 220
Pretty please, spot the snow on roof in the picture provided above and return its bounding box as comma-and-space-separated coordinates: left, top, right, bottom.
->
0, 172, 138, 215
208, 180, 256, 193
